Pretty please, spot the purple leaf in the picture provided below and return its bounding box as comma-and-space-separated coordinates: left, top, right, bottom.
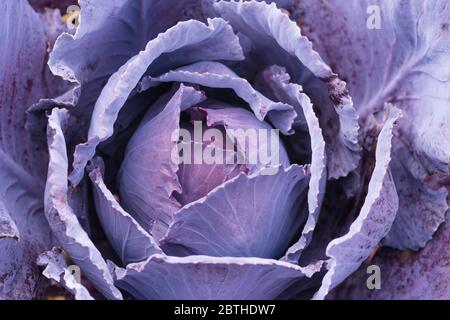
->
144, 61, 297, 135
294, 0, 449, 253
88, 157, 162, 265
382, 137, 448, 250
160, 165, 309, 259
0, 0, 67, 299
30, 87, 81, 113
335, 216, 450, 300
200, 105, 291, 173
45, 108, 122, 300
255, 65, 327, 262
118, 85, 205, 240
314, 105, 402, 299
174, 140, 246, 206
113, 254, 321, 299
214, 0, 332, 76
294, 0, 449, 187
0, 150, 50, 299
1, 0, 65, 178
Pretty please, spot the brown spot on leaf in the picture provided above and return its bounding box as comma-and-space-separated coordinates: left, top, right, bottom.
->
26, 79, 33, 93
320, 75, 349, 107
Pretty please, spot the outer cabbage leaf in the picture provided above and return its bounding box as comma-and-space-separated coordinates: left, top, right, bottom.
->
293, 0, 450, 248
48, 0, 208, 120
0, 148, 50, 299
335, 215, 450, 300
314, 106, 402, 299
68, 17, 244, 186
160, 165, 309, 259
0, 0, 67, 299
0, 0, 65, 178
214, 0, 360, 179
113, 254, 321, 299
45, 108, 122, 300
382, 137, 448, 250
